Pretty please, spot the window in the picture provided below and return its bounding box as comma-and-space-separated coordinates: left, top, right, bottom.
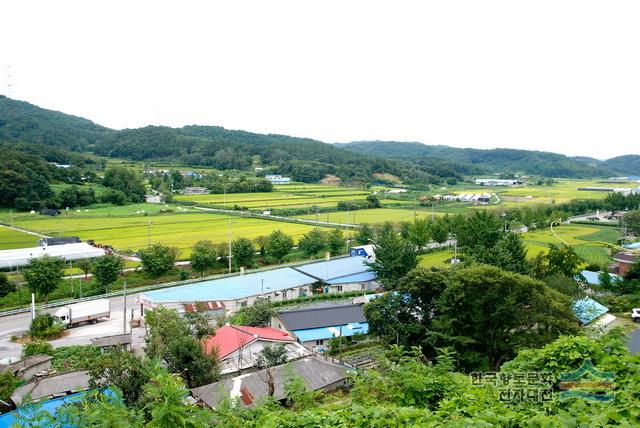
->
336, 286, 343, 292
281, 290, 287, 299
360, 284, 365, 290
315, 340, 324, 345
240, 301, 248, 308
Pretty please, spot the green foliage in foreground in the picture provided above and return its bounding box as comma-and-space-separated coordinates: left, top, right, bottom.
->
26, 330, 640, 427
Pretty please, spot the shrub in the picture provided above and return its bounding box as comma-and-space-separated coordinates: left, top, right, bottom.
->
52, 345, 102, 371
29, 313, 65, 340
22, 340, 55, 357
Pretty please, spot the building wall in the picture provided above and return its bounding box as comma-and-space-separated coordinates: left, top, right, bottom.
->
323, 280, 378, 294
17, 360, 52, 381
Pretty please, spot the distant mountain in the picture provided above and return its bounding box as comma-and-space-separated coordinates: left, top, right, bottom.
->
1, 95, 634, 182
602, 155, 640, 176
337, 141, 618, 178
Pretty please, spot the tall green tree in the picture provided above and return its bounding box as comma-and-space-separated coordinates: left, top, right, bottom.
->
190, 240, 217, 277
0, 272, 15, 298
355, 223, 374, 245
166, 335, 219, 388
365, 231, 418, 288
88, 348, 151, 407
265, 230, 294, 262
430, 218, 449, 246
433, 265, 578, 370
408, 218, 431, 248
24, 255, 65, 303
298, 228, 327, 257
139, 244, 177, 280
327, 229, 345, 255
546, 244, 583, 278
91, 254, 124, 293
231, 237, 256, 269
490, 232, 529, 274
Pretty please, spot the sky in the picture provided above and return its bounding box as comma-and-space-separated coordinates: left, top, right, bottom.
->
1, 0, 639, 159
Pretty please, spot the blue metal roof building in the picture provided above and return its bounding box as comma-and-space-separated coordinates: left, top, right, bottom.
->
294, 256, 371, 281
142, 267, 315, 303
578, 270, 621, 286
572, 297, 609, 325
293, 322, 369, 342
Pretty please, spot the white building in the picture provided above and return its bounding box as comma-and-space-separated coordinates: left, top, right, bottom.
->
265, 175, 291, 184
474, 178, 521, 186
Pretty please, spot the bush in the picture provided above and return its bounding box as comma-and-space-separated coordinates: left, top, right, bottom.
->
22, 340, 55, 357
52, 345, 101, 371
0, 273, 15, 298
29, 313, 65, 340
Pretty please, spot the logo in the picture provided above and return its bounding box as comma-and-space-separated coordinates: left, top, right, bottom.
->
559, 359, 614, 401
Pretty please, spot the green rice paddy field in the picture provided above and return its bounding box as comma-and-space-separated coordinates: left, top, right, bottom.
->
0, 206, 331, 258
0, 227, 40, 250
296, 208, 442, 225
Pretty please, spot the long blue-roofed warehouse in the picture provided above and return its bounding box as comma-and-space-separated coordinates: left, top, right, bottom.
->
138, 256, 379, 315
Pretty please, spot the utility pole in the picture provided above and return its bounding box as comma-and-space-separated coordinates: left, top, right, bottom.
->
228, 219, 232, 274
123, 281, 127, 334
31, 293, 35, 320
147, 218, 152, 248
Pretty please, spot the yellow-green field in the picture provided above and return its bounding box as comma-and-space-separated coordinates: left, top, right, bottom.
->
174, 184, 371, 209
419, 249, 453, 267
522, 224, 619, 265
0, 208, 331, 258
295, 208, 442, 225
0, 226, 40, 250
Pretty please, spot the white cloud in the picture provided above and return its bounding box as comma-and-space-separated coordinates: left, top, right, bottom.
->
1, 0, 639, 158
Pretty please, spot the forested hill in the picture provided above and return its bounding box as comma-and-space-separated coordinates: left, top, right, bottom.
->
337, 141, 620, 178
0, 95, 632, 182
603, 155, 640, 176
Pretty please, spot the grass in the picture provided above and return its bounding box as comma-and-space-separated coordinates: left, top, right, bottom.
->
1, 207, 334, 258
418, 249, 453, 267
295, 208, 442, 225
0, 226, 40, 249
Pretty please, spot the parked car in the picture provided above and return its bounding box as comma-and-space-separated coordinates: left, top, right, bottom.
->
632, 308, 640, 323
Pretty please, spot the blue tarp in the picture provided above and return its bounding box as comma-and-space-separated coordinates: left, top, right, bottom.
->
0, 389, 116, 428
625, 242, 640, 250
293, 322, 369, 342
143, 267, 315, 303
572, 297, 609, 325
295, 257, 371, 281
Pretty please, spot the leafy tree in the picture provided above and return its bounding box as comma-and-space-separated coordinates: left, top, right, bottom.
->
298, 228, 327, 257
166, 335, 219, 388
433, 265, 578, 370
102, 166, 145, 202
231, 301, 274, 327
139, 244, 177, 280
265, 230, 294, 262
355, 223, 374, 245
0, 272, 15, 298
365, 230, 417, 288
624, 210, 640, 235
490, 232, 529, 274
430, 219, 449, 246
231, 237, 256, 269
190, 240, 217, 277
254, 235, 269, 257
75, 258, 92, 280
0, 371, 19, 408
327, 229, 345, 255
408, 218, 431, 248
598, 267, 613, 291
23, 255, 65, 303
22, 340, 54, 357
91, 254, 124, 293
255, 343, 288, 396
88, 348, 151, 406
546, 244, 583, 278
366, 194, 382, 208
621, 260, 640, 294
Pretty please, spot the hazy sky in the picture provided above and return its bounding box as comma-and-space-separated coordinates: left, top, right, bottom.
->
1, 0, 639, 159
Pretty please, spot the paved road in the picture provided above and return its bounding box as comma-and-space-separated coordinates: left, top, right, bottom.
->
0, 292, 142, 363
628, 328, 640, 355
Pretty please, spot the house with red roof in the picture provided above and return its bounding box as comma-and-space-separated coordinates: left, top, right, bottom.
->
202, 325, 310, 375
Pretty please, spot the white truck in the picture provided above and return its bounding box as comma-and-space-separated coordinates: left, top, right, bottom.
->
632, 308, 640, 323
54, 299, 111, 327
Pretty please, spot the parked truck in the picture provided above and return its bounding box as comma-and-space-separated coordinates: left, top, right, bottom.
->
54, 299, 110, 327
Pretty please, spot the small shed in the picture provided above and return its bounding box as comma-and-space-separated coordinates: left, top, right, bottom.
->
0, 355, 53, 381
90, 333, 132, 351
10, 370, 90, 406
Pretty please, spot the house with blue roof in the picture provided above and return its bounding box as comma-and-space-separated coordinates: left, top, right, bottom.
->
578, 270, 621, 286
293, 256, 378, 294
274, 304, 369, 352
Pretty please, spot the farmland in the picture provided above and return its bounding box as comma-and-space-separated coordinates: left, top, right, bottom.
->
174, 184, 371, 210
0, 205, 332, 258
0, 226, 40, 250
296, 208, 441, 225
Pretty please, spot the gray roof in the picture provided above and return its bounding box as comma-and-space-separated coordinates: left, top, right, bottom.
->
277, 304, 366, 331
191, 356, 348, 408
11, 370, 90, 406
0, 354, 52, 375
42, 236, 81, 246
91, 333, 132, 347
